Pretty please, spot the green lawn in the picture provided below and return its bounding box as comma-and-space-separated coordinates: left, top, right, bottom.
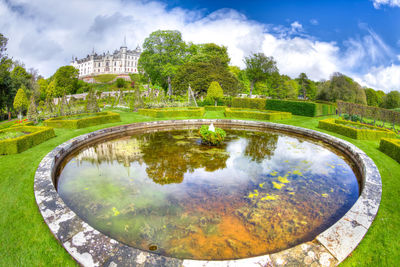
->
0, 110, 399, 266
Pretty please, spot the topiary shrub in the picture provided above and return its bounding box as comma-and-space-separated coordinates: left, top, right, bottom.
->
138, 107, 205, 118
266, 99, 336, 117
44, 111, 120, 129
380, 138, 400, 163
199, 125, 226, 146
225, 108, 292, 120
232, 97, 266, 110
206, 81, 224, 106
116, 78, 126, 88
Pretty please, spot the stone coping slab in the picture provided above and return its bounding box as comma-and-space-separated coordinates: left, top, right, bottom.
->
34, 119, 382, 267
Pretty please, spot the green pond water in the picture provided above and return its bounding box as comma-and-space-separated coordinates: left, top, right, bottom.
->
57, 127, 360, 260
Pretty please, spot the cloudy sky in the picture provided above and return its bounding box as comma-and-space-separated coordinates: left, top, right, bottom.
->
1, 0, 400, 92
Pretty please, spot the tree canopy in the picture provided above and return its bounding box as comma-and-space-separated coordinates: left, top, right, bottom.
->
244, 53, 278, 97
381, 91, 400, 109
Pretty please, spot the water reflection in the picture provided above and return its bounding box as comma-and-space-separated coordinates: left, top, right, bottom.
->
57, 128, 359, 260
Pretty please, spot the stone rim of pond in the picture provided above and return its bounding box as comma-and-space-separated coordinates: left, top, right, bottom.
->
34, 119, 381, 266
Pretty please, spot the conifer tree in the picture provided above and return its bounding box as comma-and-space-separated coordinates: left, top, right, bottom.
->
27, 94, 38, 122
13, 87, 29, 119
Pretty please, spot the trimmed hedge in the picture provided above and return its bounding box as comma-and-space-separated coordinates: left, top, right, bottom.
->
380, 138, 400, 163
204, 106, 227, 111
138, 107, 205, 118
232, 98, 266, 110
44, 112, 120, 129
318, 118, 396, 140
225, 108, 292, 121
0, 126, 55, 155
266, 99, 336, 117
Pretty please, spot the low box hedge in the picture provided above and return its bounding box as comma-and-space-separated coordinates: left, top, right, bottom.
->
266, 99, 336, 117
225, 108, 292, 121
380, 138, 400, 163
44, 111, 120, 129
232, 98, 266, 110
0, 126, 55, 155
204, 106, 227, 111
138, 107, 205, 118
318, 118, 396, 140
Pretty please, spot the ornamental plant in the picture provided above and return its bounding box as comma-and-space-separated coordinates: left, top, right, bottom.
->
206, 81, 224, 106
199, 125, 226, 146
13, 87, 29, 119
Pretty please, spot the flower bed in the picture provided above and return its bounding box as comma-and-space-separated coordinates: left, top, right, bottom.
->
224, 108, 292, 120
44, 112, 120, 129
138, 107, 205, 118
0, 126, 55, 155
318, 118, 396, 140
380, 138, 400, 163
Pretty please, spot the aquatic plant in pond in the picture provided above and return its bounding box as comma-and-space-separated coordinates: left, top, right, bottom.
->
199, 124, 226, 146
57, 128, 359, 260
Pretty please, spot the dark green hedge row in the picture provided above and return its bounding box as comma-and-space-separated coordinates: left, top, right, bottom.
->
44, 112, 120, 129
204, 106, 227, 111
266, 99, 336, 117
225, 108, 292, 121
318, 118, 396, 140
138, 107, 205, 118
232, 98, 266, 110
0, 126, 55, 155
380, 138, 400, 163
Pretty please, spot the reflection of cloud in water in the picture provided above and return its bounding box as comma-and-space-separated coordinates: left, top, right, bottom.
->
264, 136, 338, 177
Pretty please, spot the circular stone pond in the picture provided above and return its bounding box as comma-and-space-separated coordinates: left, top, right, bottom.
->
34, 120, 381, 267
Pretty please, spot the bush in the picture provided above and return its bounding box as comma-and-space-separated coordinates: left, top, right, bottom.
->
0, 126, 55, 155
232, 98, 266, 109
138, 107, 205, 118
199, 96, 232, 107
380, 138, 400, 163
225, 108, 292, 121
199, 125, 226, 146
43, 112, 120, 129
266, 99, 336, 117
206, 81, 224, 106
204, 106, 227, 111
318, 118, 396, 140
116, 78, 126, 88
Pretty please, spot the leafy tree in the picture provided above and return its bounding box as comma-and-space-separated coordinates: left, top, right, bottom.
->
0, 33, 7, 60
316, 73, 366, 104
229, 66, 250, 93
138, 30, 187, 93
53, 65, 79, 95
296, 73, 316, 100
381, 91, 400, 109
187, 43, 230, 67
13, 87, 29, 118
172, 61, 240, 97
206, 81, 224, 106
37, 78, 48, 100
244, 53, 278, 97
116, 78, 125, 88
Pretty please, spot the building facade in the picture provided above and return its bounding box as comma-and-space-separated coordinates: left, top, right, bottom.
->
71, 43, 142, 80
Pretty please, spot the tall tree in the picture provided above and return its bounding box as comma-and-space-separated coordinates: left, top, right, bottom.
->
206, 81, 224, 106
138, 30, 187, 93
0, 33, 7, 60
53, 65, 79, 95
244, 53, 278, 98
296, 73, 316, 100
187, 43, 230, 67
381, 91, 400, 109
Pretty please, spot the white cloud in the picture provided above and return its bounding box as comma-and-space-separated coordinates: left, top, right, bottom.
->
0, 0, 398, 93
357, 64, 400, 92
373, 0, 400, 8
310, 19, 319, 25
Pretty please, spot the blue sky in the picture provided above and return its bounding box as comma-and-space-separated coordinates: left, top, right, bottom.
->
0, 0, 399, 92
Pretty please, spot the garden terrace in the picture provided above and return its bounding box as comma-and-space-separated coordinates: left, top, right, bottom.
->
379, 138, 400, 163
138, 107, 205, 118
44, 111, 120, 129
225, 107, 292, 120
318, 118, 396, 140
0, 126, 55, 155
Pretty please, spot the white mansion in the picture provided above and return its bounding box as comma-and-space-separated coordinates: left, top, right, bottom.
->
71, 42, 142, 82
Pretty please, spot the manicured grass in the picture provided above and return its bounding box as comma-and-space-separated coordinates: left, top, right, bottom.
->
0, 110, 399, 265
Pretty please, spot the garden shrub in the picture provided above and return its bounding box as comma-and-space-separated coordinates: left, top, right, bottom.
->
266, 99, 336, 117
44, 111, 120, 129
204, 106, 227, 111
0, 126, 55, 155
199, 125, 226, 146
380, 138, 400, 163
225, 108, 292, 121
318, 118, 396, 140
232, 98, 266, 110
138, 107, 205, 118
